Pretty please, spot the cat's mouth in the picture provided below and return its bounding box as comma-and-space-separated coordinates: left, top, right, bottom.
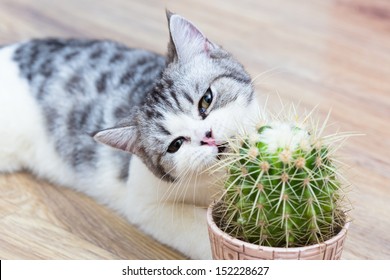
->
201, 133, 228, 160
216, 143, 228, 160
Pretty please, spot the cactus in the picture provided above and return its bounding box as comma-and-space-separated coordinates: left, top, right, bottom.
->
214, 118, 350, 248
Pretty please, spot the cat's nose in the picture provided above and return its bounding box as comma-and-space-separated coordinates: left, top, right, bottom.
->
201, 130, 216, 146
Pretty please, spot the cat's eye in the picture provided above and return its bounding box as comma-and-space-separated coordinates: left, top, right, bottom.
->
167, 137, 186, 153
198, 88, 213, 117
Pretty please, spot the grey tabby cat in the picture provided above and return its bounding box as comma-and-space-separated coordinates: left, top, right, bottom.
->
0, 11, 258, 259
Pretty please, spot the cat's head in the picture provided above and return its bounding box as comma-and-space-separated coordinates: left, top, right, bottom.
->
94, 12, 258, 182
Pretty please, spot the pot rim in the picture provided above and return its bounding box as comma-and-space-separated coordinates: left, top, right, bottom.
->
207, 200, 350, 253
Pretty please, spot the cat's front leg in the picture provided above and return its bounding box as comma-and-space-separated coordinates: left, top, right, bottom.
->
127, 198, 212, 260
122, 156, 212, 259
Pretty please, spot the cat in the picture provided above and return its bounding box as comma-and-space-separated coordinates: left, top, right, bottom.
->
0, 11, 258, 259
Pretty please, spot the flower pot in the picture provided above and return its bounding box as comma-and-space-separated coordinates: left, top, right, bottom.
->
207, 201, 350, 260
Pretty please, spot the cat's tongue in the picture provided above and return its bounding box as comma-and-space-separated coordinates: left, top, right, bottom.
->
201, 136, 217, 146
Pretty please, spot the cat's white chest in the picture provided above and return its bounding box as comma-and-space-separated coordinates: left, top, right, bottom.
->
126, 156, 217, 212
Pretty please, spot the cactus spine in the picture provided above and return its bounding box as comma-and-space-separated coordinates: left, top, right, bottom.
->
215, 120, 348, 248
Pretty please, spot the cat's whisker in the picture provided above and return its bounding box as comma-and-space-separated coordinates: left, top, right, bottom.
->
251, 66, 282, 81
172, 165, 198, 225
251, 66, 284, 86
182, 170, 196, 222
157, 164, 184, 215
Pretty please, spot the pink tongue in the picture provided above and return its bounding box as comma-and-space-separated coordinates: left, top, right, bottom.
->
202, 136, 216, 146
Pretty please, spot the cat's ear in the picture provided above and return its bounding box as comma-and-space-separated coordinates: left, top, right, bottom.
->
166, 11, 217, 63
92, 123, 139, 154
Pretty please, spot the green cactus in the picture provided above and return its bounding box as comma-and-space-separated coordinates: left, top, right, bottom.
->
215, 120, 349, 248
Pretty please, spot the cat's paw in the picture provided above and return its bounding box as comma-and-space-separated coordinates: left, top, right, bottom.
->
190, 220, 212, 260
192, 243, 212, 260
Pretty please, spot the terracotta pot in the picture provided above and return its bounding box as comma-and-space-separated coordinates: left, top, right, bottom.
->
207, 201, 350, 260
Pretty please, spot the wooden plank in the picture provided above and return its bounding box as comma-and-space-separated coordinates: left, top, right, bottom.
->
0, 173, 184, 259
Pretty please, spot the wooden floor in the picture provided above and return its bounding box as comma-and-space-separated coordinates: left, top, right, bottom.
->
0, 0, 389, 259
